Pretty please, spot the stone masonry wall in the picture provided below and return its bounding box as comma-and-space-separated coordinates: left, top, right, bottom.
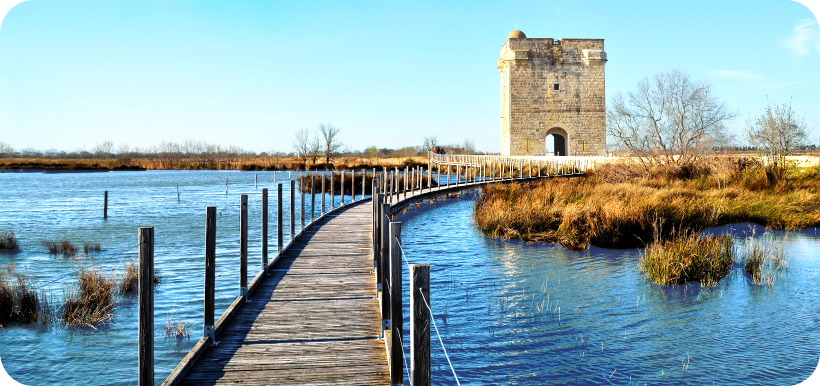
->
499, 36, 606, 156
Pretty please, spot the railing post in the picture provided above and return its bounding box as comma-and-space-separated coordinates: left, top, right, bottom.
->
240, 195, 248, 300
204, 207, 216, 345
290, 179, 295, 239
330, 171, 335, 209
321, 174, 326, 214
277, 184, 283, 253
373, 188, 382, 279
262, 189, 268, 274
389, 221, 403, 385
311, 175, 316, 223
341, 170, 345, 205
380, 203, 390, 331
446, 165, 450, 187
410, 263, 430, 386
404, 166, 408, 199
300, 177, 305, 231
138, 226, 154, 386
361, 169, 366, 201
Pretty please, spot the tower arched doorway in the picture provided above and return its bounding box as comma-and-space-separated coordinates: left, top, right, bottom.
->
545, 127, 567, 156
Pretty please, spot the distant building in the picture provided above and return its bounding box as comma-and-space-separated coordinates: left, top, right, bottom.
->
498, 30, 607, 156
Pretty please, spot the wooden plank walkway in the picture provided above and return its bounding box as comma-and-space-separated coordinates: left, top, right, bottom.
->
179, 203, 389, 385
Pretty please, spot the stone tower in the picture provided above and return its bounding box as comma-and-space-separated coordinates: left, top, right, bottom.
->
499, 30, 607, 156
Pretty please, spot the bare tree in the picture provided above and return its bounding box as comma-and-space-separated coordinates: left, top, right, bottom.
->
423, 135, 438, 151
292, 128, 312, 162
746, 99, 808, 170
93, 141, 115, 159
318, 123, 343, 164
308, 132, 322, 165
0, 141, 12, 158
606, 70, 734, 171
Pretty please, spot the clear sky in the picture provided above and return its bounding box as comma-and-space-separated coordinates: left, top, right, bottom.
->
0, 0, 818, 154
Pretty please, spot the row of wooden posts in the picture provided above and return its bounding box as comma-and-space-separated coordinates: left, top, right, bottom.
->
135, 158, 576, 385
136, 170, 379, 386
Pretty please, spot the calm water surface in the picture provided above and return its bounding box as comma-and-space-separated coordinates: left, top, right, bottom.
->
1, 171, 819, 385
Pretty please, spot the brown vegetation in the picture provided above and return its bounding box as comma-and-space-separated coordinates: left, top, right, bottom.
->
83, 241, 101, 254
0, 231, 18, 251
741, 235, 786, 286
0, 264, 45, 326
42, 237, 78, 255
640, 232, 734, 287
61, 266, 115, 327
165, 314, 193, 342
119, 260, 162, 294
0, 156, 430, 172
475, 158, 820, 251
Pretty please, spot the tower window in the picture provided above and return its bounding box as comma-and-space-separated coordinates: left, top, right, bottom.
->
553, 84, 560, 91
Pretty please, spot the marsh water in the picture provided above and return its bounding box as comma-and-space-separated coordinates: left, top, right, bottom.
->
0, 170, 818, 385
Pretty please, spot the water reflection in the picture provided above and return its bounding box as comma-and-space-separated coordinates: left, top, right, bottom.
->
394, 191, 820, 385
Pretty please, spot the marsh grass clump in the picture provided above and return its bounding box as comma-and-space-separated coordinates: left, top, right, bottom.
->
0, 231, 19, 251
83, 241, 101, 254
742, 235, 786, 286
164, 313, 193, 342
640, 232, 734, 287
475, 158, 820, 250
61, 266, 115, 327
0, 264, 45, 326
119, 260, 162, 294
42, 236, 78, 256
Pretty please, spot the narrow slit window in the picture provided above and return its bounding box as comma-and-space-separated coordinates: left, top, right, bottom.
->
554, 84, 560, 91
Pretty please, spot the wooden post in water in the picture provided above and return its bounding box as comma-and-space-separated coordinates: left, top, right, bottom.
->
321, 175, 326, 214
410, 263, 430, 386
290, 180, 295, 239
255, 174, 257, 190
138, 226, 154, 386
204, 207, 216, 345
225, 177, 228, 195
277, 184, 283, 253
389, 221, 403, 385
104, 191, 108, 219
240, 195, 248, 300
262, 189, 268, 274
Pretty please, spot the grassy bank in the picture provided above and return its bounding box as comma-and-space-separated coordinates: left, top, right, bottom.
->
0, 156, 430, 172
475, 158, 820, 251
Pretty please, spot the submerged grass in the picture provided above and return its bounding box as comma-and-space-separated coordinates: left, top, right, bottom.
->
0, 264, 48, 326
83, 241, 101, 254
475, 158, 820, 251
640, 232, 734, 287
42, 237, 78, 255
741, 235, 787, 286
119, 260, 162, 294
164, 314, 193, 342
0, 231, 18, 251
61, 266, 115, 327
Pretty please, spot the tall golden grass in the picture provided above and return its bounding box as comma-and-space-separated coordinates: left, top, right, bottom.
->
640, 232, 734, 287
741, 234, 786, 286
475, 158, 820, 251
61, 266, 115, 327
119, 260, 162, 294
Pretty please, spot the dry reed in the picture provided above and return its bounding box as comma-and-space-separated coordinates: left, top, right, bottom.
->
61, 266, 115, 327
741, 235, 786, 286
119, 260, 162, 294
83, 241, 101, 254
640, 232, 734, 287
164, 314, 193, 342
0, 264, 44, 326
42, 236, 78, 255
0, 231, 18, 251
475, 158, 820, 250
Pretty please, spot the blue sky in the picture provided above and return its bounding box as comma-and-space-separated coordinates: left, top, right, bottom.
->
0, 0, 818, 154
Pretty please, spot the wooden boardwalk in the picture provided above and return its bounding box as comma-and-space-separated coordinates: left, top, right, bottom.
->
179, 203, 389, 385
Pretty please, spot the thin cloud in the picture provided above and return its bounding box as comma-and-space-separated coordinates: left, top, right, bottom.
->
783, 19, 820, 57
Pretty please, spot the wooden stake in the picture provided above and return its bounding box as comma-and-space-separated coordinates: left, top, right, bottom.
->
262, 189, 268, 274
204, 207, 216, 344
410, 263, 430, 386
138, 226, 154, 386
240, 195, 248, 299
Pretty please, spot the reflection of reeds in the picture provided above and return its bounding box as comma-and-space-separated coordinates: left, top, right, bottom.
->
119, 260, 162, 294
742, 235, 786, 286
0, 264, 45, 326
61, 266, 115, 327
0, 231, 18, 251
640, 232, 734, 287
